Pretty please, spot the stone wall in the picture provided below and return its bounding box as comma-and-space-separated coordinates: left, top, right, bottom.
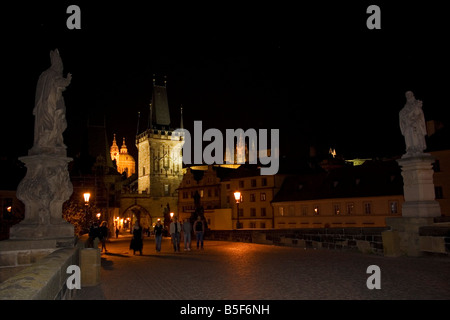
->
0, 238, 86, 300
419, 223, 450, 255
206, 227, 388, 255
206, 225, 450, 256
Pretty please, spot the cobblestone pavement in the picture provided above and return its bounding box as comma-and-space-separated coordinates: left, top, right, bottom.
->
74, 234, 450, 300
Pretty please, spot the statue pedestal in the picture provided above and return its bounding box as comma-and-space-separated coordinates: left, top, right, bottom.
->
8, 154, 74, 245
396, 154, 441, 218
385, 217, 434, 257
384, 154, 441, 256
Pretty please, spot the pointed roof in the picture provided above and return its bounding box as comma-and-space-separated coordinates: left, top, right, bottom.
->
151, 75, 170, 127
110, 134, 119, 153
120, 137, 128, 154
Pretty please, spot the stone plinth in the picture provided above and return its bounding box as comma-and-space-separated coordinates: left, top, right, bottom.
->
9, 154, 74, 243
396, 154, 441, 217
381, 230, 401, 257
80, 248, 100, 287
386, 217, 434, 257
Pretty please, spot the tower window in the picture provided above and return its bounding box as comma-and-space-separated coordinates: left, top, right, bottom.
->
164, 184, 169, 196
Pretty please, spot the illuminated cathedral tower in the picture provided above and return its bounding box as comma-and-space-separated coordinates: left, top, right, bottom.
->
110, 134, 136, 178
136, 75, 184, 197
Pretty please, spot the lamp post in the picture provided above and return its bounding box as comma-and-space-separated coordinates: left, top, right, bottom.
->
83, 192, 91, 232
233, 191, 241, 229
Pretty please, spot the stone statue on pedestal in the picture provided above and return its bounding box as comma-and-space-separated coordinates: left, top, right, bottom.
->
387, 91, 441, 256
30, 49, 72, 156
399, 91, 427, 157
9, 49, 74, 244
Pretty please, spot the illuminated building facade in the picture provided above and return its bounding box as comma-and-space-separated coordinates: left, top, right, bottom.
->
272, 159, 405, 228
110, 134, 136, 178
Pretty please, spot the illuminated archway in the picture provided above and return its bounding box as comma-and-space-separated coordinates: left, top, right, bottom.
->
120, 204, 153, 232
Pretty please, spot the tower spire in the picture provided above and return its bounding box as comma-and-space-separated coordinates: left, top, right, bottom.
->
120, 137, 128, 154
180, 104, 184, 129
136, 111, 140, 136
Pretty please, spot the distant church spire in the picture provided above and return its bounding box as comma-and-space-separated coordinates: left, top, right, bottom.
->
110, 133, 119, 163
120, 137, 128, 154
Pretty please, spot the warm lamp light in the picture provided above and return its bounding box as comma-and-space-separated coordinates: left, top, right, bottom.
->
234, 191, 242, 229
83, 192, 91, 203
233, 191, 241, 203
96, 213, 101, 219
170, 212, 174, 218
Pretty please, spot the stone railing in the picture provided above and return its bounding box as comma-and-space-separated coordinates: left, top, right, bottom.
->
0, 237, 88, 300
206, 227, 388, 255
206, 224, 450, 257
419, 223, 450, 255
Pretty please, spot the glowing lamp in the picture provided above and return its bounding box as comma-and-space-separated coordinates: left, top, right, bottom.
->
233, 191, 241, 203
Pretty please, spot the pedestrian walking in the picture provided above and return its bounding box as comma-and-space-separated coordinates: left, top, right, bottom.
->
193, 216, 205, 250
87, 221, 100, 248
130, 221, 143, 255
115, 227, 119, 238
154, 220, 163, 252
182, 218, 192, 251
170, 216, 182, 252
99, 221, 108, 252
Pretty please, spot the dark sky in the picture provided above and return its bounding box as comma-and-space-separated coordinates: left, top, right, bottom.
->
2, 1, 449, 163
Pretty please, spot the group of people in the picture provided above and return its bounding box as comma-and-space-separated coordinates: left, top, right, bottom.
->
129, 216, 206, 254
168, 216, 206, 252
88, 221, 108, 252
88, 216, 207, 256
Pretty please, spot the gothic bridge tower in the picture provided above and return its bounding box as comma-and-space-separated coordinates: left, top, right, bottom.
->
120, 75, 184, 229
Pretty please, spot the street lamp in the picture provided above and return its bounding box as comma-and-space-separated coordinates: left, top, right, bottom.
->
83, 192, 91, 204
170, 212, 174, 220
83, 192, 91, 232
234, 191, 241, 229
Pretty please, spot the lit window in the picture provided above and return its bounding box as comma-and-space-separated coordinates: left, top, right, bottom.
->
333, 203, 341, 215
346, 203, 354, 214
313, 205, 319, 215
164, 184, 169, 196
389, 201, 398, 214
279, 207, 284, 216
260, 193, 266, 201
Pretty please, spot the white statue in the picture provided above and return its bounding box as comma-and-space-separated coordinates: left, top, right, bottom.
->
399, 91, 427, 156
31, 49, 71, 155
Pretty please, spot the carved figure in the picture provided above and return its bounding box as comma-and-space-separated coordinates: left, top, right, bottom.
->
32, 49, 71, 154
399, 91, 427, 156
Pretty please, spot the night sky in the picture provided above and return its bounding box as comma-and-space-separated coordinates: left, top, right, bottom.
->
2, 2, 449, 166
